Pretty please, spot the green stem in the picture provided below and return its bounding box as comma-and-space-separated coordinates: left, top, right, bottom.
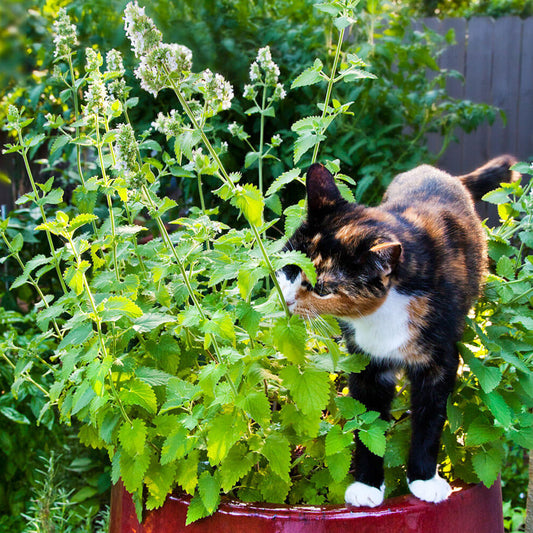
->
258, 84, 267, 196
311, 26, 346, 165
67, 54, 86, 188
0, 352, 50, 397
164, 69, 290, 318
17, 133, 68, 294
1, 232, 63, 341
95, 115, 121, 283
197, 173, 206, 214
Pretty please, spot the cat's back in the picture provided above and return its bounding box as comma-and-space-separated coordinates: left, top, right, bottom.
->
381, 164, 474, 211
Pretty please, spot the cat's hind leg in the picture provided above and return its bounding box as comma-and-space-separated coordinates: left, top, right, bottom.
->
345, 362, 396, 507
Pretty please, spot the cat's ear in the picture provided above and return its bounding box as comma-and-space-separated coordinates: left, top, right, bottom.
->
370, 241, 402, 276
306, 163, 345, 216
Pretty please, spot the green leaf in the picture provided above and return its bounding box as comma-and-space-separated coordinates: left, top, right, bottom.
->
266, 168, 301, 197
121, 379, 157, 414
230, 184, 264, 226
280, 365, 330, 415
161, 426, 195, 465
69, 213, 98, 232
242, 391, 271, 427
186, 493, 210, 525
273, 250, 317, 286
325, 425, 353, 456
120, 447, 152, 494
482, 188, 510, 204
291, 59, 324, 89
293, 133, 326, 164
471, 444, 504, 487
244, 151, 260, 169
509, 426, 533, 449
118, 419, 147, 457
103, 296, 143, 322
359, 421, 387, 457
273, 315, 308, 364
50, 135, 70, 155
262, 434, 291, 482
465, 416, 504, 446
218, 443, 256, 492
480, 391, 512, 428
326, 449, 352, 482
198, 471, 220, 514
58, 322, 94, 350
0, 406, 30, 425
145, 461, 177, 510
207, 411, 247, 465
176, 449, 199, 495
468, 358, 502, 393
135, 367, 174, 387
496, 256, 514, 279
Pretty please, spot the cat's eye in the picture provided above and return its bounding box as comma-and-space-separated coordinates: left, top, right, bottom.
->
314, 281, 333, 297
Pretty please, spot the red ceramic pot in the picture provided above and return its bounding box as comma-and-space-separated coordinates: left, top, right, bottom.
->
110, 479, 504, 533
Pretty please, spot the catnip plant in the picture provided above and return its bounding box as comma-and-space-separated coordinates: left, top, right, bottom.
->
2, 0, 533, 526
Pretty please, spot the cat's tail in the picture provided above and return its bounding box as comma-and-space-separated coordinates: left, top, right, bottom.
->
457, 155, 521, 201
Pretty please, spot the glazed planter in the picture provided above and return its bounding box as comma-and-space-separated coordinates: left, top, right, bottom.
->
110, 478, 504, 533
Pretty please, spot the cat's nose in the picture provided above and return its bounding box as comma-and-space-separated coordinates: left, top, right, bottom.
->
285, 299, 295, 307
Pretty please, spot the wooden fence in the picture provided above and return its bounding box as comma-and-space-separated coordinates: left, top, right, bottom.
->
421, 17, 533, 176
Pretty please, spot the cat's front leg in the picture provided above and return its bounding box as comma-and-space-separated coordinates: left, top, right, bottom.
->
406, 358, 458, 503
345, 362, 396, 507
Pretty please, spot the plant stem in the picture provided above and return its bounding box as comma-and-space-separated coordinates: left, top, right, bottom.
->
311, 26, 345, 164
0, 352, 50, 397
164, 69, 290, 318
17, 133, 68, 294
258, 84, 267, 196
67, 54, 86, 187
95, 114, 121, 283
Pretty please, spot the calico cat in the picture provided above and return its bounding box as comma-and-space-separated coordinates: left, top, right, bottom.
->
277, 156, 519, 507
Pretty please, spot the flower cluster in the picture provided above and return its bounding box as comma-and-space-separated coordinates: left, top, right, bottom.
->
52, 8, 78, 59
151, 110, 183, 138
124, 2, 193, 97
106, 49, 130, 101
123, 1, 162, 59
196, 69, 234, 116
114, 123, 143, 187
245, 46, 285, 101
83, 48, 110, 117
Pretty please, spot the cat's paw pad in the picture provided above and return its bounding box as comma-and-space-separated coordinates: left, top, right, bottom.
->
408, 474, 451, 503
345, 482, 385, 507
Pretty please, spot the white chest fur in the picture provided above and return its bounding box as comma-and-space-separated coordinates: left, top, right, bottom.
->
343, 288, 413, 361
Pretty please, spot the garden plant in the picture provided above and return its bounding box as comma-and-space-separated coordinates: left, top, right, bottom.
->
1, 0, 532, 528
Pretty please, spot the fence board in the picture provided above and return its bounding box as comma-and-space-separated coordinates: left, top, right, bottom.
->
489, 17, 522, 156
461, 17, 494, 171
517, 18, 533, 160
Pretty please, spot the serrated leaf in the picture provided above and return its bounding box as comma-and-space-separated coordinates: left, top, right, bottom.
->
293, 133, 326, 164
359, 422, 387, 457
326, 449, 352, 482
468, 358, 502, 393
465, 416, 504, 446
472, 444, 504, 487
176, 449, 199, 495
218, 443, 256, 492
482, 188, 510, 204
145, 460, 177, 510
161, 426, 195, 465
273, 250, 317, 286
207, 411, 247, 465
480, 391, 512, 428
186, 493, 209, 525
283, 202, 305, 237
280, 365, 330, 415
69, 213, 98, 232
262, 434, 291, 482
121, 379, 157, 414
135, 366, 174, 387
50, 135, 71, 155
325, 425, 353, 456
120, 448, 152, 494
0, 406, 30, 424
242, 390, 271, 427
118, 419, 147, 456
496, 256, 514, 279
509, 426, 533, 449
273, 315, 308, 364
266, 168, 301, 197
230, 184, 264, 226
198, 471, 220, 514
104, 296, 143, 321
335, 396, 366, 419
291, 61, 324, 89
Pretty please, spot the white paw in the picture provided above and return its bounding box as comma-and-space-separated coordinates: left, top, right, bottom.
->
345, 482, 385, 507
408, 473, 451, 503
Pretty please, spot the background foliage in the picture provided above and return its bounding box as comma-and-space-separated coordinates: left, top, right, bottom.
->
0, 1, 531, 531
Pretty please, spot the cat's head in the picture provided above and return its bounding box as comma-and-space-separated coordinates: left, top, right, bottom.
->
277, 164, 402, 318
